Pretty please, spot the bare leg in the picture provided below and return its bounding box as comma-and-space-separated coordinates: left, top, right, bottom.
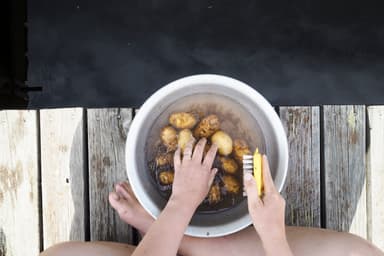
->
109, 182, 383, 256
40, 182, 384, 256
40, 241, 135, 256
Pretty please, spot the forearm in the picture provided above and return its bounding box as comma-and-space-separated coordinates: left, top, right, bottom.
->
132, 197, 195, 256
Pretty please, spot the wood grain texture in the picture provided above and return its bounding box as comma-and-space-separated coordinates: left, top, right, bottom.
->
279, 107, 321, 227
87, 108, 133, 242
367, 106, 384, 250
40, 108, 86, 248
0, 110, 40, 256
323, 105, 367, 238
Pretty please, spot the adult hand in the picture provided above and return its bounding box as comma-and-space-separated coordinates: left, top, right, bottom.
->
170, 137, 218, 211
244, 155, 291, 255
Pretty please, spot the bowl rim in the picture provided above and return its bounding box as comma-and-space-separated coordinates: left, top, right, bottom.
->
126, 74, 289, 237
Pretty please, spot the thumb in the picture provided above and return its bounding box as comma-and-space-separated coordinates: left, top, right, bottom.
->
244, 172, 260, 203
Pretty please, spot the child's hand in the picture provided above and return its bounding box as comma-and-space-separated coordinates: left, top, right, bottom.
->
170, 138, 218, 211
244, 155, 290, 254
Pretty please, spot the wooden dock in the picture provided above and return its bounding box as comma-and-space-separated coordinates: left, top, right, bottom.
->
0, 106, 383, 255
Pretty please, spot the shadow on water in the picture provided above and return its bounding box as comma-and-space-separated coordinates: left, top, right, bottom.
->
27, 0, 384, 108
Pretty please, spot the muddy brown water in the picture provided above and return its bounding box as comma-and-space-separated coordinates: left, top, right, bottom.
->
145, 93, 266, 213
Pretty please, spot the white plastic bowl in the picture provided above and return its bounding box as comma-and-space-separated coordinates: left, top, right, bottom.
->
126, 74, 288, 237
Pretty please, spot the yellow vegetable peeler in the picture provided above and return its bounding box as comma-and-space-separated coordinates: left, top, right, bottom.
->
243, 148, 264, 197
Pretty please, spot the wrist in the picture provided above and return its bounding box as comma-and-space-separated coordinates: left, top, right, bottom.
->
168, 194, 198, 216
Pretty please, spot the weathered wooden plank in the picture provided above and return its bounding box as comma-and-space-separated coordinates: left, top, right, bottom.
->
323, 105, 367, 238
87, 108, 134, 242
367, 106, 384, 251
40, 108, 86, 248
279, 106, 321, 227
0, 110, 40, 256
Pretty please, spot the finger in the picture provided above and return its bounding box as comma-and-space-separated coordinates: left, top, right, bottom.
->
244, 172, 262, 206
109, 191, 120, 201
262, 155, 277, 194
120, 181, 132, 193
202, 143, 218, 168
207, 168, 218, 188
182, 138, 195, 161
116, 183, 131, 199
174, 147, 181, 171
192, 137, 207, 162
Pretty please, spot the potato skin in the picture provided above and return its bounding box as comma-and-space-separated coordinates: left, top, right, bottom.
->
177, 129, 195, 152
208, 183, 221, 204
193, 114, 220, 138
158, 171, 174, 185
233, 139, 252, 163
169, 112, 198, 129
211, 131, 233, 156
155, 153, 174, 166
222, 175, 240, 194
219, 157, 239, 174
160, 126, 178, 151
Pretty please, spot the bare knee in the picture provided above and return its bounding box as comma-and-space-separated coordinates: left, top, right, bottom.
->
343, 234, 383, 256
40, 241, 84, 256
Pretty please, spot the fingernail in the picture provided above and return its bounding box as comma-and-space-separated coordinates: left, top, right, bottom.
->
244, 172, 253, 181
111, 193, 120, 201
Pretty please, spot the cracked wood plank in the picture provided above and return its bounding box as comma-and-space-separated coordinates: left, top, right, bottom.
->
280, 106, 321, 227
87, 108, 134, 243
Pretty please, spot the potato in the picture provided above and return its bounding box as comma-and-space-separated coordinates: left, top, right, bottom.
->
160, 126, 178, 151
169, 112, 198, 129
208, 183, 221, 204
211, 131, 233, 156
178, 129, 195, 152
222, 175, 240, 194
155, 153, 173, 166
158, 171, 174, 185
193, 114, 220, 138
233, 139, 252, 163
219, 157, 239, 174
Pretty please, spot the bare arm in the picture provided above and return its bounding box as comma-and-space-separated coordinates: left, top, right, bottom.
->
244, 155, 294, 256
132, 138, 218, 256
131, 197, 194, 256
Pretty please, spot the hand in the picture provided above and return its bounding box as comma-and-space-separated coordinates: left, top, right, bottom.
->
170, 138, 218, 211
244, 155, 288, 249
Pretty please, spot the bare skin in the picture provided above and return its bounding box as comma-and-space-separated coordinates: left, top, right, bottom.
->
41, 180, 384, 256
244, 156, 293, 255
41, 139, 384, 256
41, 181, 384, 256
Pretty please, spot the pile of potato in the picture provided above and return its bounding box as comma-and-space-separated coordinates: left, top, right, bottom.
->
150, 111, 253, 206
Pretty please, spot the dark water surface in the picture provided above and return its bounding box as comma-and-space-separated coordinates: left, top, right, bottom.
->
28, 0, 384, 107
